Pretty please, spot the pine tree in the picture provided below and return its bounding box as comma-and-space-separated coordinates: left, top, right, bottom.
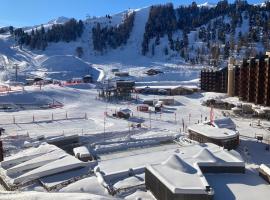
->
76, 47, 84, 58
151, 44, 155, 56
224, 42, 230, 59
9, 26, 14, 35
164, 46, 169, 55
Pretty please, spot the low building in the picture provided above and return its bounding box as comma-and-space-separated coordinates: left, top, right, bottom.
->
146, 155, 214, 200
137, 104, 149, 112
202, 99, 235, 110
188, 119, 239, 150
83, 75, 92, 83
70, 78, 83, 84
116, 108, 132, 119
0, 143, 91, 189
259, 164, 270, 184
142, 99, 155, 106
145, 69, 163, 76
25, 78, 35, 85
111, 68, 119, 73
73, 146, 92, 162
159, 98, 174, 105
135, 85, 195, 96
34, 77, 44, 83
115, 72, 129, 77
145, 143, 245, 200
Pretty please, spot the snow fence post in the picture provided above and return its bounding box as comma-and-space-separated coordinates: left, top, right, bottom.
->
149, 112, 151, 129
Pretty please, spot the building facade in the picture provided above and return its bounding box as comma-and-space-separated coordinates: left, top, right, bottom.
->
200, 67, 227, 93
201, 54, 270, 107
230, 55, 270, 106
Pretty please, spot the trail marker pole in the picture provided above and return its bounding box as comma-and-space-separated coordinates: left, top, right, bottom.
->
13, 64, 19, 82
103, 111, 106, 141
182, 118, 184, 132
149, 112, 152, 129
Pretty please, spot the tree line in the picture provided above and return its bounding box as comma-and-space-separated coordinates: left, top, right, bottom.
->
141, 0, 270, 64
92, 12, 135, 52
12, 19, 84, 50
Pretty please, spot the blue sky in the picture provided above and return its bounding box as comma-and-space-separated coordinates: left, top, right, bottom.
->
0, 0, 264, 27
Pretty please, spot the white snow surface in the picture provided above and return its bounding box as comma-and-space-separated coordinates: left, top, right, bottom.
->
188, 124, 238, 140
0, 191, 118, 200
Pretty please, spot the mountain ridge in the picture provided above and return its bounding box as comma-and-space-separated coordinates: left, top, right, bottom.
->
0, 1, 270, 82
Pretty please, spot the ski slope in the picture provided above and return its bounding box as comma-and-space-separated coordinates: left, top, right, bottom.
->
0, 6, 202, 86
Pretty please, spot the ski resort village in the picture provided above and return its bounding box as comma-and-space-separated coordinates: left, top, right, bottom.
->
1, 1, 270, 200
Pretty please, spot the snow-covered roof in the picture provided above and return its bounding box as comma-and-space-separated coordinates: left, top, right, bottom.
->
188, 124, 238, 140
0, 143, 92, 186
193, 148, 218, 163
73, 146, 90, 158
211, 117, 236, 130
260, 164, 270, 175
146, 143, 244, 194
118, 108, 132, 114
98, 143, 244, 177
147, 155, 209, 194
135, 85, 183, 90
12, 155, 89, 184
6, 148, 66, 176
1, 143, 58, 169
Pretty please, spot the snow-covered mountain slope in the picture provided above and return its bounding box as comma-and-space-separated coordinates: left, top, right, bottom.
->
0, 2, 267, 83
0, 6, 189, 83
